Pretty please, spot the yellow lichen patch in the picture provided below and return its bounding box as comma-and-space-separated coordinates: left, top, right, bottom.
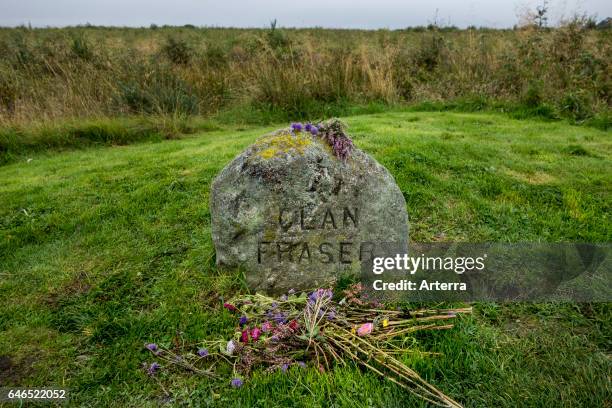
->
255, 131, 314, 159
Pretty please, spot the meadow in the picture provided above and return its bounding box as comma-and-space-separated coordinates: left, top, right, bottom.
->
0, 21, 611, 406
0, 22, 610, 163
1, 111, 610, 406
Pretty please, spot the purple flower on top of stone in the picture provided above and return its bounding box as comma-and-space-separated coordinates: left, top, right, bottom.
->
332, 136, 353, 161
316, 119, 353, 160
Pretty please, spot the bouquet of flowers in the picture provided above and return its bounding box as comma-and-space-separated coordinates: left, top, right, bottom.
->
144, 284, 471, 407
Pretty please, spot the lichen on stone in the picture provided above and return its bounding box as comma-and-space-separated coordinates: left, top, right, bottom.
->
255, 130, 313, 160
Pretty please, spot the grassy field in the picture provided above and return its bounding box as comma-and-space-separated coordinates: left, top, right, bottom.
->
0, 111, 610, 406
1, 24, 610, 130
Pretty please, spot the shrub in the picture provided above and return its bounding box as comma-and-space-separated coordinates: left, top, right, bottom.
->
116, 70, 199, 115
523, 81, 544, 108
0, 70, 17, 114
560, 92, 592, 121
161, 36, 193, 65
71, 34, 95, 61
266, 19, 290, 49
415, 33, 445, 71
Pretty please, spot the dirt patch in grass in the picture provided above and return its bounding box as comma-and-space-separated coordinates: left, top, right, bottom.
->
43, 271, 91, 309
0, 354, 37, 385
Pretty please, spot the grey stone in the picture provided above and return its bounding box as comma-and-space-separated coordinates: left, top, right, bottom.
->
210, 122, 408, 294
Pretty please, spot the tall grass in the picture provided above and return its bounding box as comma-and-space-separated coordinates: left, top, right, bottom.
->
0, 22, 609, 129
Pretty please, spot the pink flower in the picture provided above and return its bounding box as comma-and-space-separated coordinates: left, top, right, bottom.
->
288, 320, 299, 331
261, 321, 273, 332
240, 329, 249, 343
223, 303, 237, 312
250, 327, 262, 341
357, 323, 373, 336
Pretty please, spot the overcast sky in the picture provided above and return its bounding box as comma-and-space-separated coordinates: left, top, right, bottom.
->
0, 0, 610, 29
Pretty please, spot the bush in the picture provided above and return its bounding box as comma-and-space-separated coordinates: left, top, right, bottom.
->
161, 36, 193, 65
116, 70, 199, 115
523, 81, 544, 108
71, 34, 95, 61
266, 20, 290, 49
560, 92, 592, 122
415, 33, 445, 71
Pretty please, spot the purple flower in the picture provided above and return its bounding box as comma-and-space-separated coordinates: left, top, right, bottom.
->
327, 310, 336, 320
304, 123, 313, 132
297, 361, 306, 368
331, 137, 353, 161
261, 321, 273, 332
239, 316, 248, 326
147, 362, 161, 376
231, 378, 244, 388
272, 312, 287, 324
310, 126, 319, 135
308, 288, 333, 303
291, 123, 303, 132
281, 363, 289, 372
145, 343, 158, 352
317, 120, 353, 160
197, 348, 209, 357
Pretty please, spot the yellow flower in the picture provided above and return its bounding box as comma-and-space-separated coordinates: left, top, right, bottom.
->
382, 319, 389, 328
351, 326, 356, 334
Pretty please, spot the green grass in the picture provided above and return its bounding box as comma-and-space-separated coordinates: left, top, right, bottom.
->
0, 111, 610, 407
